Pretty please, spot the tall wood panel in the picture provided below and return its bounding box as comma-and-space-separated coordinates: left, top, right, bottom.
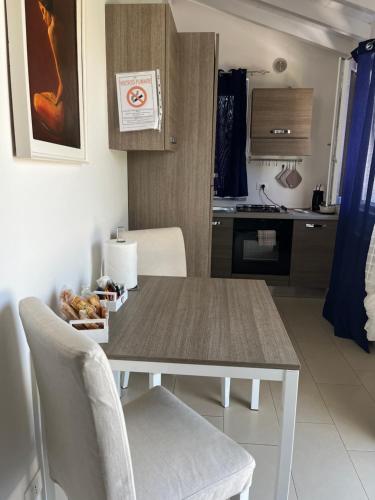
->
164, 6, 179, 148
128, 33, 217, 277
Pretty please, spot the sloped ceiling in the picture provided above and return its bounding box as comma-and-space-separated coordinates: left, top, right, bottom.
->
192, 0, 375, 54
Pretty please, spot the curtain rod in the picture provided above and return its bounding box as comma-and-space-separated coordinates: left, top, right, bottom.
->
248, 70, 270, 75
220, 69, 270, 75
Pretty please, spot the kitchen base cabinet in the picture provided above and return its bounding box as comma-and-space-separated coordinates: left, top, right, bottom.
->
211, 216, 337, 289
290, 220, 337, 288
211, 218, 233, 278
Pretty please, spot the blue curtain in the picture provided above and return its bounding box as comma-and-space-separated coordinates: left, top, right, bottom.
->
214, 69, 248, 198
323, 39, 375, 352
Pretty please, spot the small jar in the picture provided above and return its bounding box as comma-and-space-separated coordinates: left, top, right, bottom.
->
116, 226, 126, 243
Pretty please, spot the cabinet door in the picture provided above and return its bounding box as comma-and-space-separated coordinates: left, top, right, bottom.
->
164, 6, 179, 151
211, 218, 233, 278
251, 138, 311, 156
105, 4, 178, 151
251, 88, 313, 139
290, 220, 337, 288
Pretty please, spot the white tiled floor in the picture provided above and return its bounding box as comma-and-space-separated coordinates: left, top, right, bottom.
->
121, 297, 375, 499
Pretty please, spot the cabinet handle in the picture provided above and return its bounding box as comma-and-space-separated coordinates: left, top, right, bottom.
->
212, 221, 221, 226
306, 223, 327, 229
271, 129, 291, 135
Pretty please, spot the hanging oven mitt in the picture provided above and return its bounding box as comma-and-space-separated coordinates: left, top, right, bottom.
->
279, 165, 291, 187
275, 165, 286, 185
286, 162, 302, 189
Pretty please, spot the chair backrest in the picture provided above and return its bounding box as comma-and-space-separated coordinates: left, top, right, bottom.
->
122, 227, 187, 277
19, 298, 136, 500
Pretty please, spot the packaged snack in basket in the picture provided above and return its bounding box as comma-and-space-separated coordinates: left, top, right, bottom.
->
59, 287, 108, 330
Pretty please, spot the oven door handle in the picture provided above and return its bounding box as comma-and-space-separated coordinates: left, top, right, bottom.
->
305, 223, 327, 229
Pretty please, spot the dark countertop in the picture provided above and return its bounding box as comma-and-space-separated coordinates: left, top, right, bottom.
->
212, 209, 339, 221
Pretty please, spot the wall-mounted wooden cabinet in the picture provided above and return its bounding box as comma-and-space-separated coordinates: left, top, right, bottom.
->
105, 4, 178, 151
251, 88, 313, 156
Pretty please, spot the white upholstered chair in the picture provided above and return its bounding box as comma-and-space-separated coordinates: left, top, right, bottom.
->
120, 227, 259, 411
122, 227, 187, 278
19, 298, 255, 500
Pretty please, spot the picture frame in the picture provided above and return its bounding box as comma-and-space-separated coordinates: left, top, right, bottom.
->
6, 0, 87, 163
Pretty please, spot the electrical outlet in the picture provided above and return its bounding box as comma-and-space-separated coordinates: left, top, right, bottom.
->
25, 470, 43, 500
256, 183, 268, 191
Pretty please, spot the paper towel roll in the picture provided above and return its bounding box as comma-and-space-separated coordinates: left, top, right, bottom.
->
104, 239, 138, 290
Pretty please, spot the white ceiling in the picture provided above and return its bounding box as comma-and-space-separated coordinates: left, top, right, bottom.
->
192, 0, 375, 54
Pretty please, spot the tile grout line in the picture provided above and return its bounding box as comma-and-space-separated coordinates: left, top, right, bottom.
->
313, 374, 370, 500
292, 317, 371, 499
345, 451, 371, 500
356, 378, 375, 406
329, 341, 366, 385
333, 342, 375, 405
292, 334, 362, 386
277, 302, 369, 499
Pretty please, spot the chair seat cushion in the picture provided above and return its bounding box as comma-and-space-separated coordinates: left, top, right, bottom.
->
124, 386, 255, 500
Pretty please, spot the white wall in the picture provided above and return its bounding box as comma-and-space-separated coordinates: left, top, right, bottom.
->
0, 0, 128, 498
171, 0, 346, 208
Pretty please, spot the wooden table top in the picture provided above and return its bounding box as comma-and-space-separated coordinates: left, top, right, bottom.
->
104, 276, 300, 370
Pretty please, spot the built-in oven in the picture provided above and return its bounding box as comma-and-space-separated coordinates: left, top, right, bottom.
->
232, 218, 293, 276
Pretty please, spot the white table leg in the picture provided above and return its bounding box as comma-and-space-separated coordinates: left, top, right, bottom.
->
221, 377, 231, 408
232, 486, 250, 499
250, 379, 260, 410
149, 373, 162, 389
275, 370, 299, 500
112, 370, 121, 398
120, 371, 130, 389
240, 487, 250, 499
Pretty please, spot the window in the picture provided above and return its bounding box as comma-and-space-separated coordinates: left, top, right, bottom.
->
328, 58, 357, 205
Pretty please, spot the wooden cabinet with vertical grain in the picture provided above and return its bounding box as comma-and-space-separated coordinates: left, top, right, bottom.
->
211, 217, 234, 278
128, 33, 217, 277
105, 4, 178, 151
290, 220, 337, 288
251, 88, 313, 156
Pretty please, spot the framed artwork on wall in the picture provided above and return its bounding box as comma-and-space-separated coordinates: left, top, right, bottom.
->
6, 0, 87, 162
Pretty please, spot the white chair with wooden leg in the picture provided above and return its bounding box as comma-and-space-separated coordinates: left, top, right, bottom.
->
120, 227, 259, 411
118, 227, 187, 390
20, 298, 255, 500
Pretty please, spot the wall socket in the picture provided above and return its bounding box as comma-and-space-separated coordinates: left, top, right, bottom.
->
256, 182, 268, 191
25, 470, 43, 500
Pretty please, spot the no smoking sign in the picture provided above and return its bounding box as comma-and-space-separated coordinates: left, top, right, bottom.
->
116, 70, 160, 132
127, 86, 147, 108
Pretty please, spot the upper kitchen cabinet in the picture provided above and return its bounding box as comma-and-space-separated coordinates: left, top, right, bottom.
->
251, 88, 313, 156
105, 4, 179, 151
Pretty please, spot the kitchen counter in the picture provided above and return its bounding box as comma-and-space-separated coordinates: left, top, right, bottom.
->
213, 209, 339, 221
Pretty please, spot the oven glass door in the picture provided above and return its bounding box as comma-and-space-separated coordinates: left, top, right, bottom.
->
232, 218, 293, 275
